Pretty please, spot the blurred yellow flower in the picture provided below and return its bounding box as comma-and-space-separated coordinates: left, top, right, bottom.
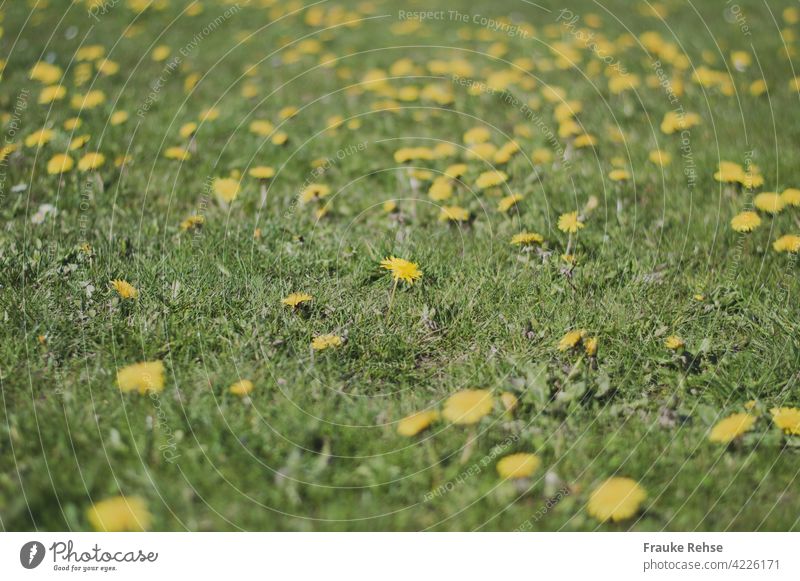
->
708, 413, 756, 443
87, 496, 151, 532
282, 292, 312, 308
312, 334, 343, 351
558, 329, 586, 351
753, 192, 785, 215
773, 234, 800, 253
497, 453, 540, 479
117, 361, 165, 394
397, 410, 438, 436
770, 407, 800, 435
511, 232, 544, 246
442, 389, 493, 425
229, 379, 254, 396
214, 177, 240, 203
587, 477, 647, 522
47, 154, 74, 175
664, 335, 685, 350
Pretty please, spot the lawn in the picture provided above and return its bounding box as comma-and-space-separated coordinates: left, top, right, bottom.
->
1, 0, 799, 531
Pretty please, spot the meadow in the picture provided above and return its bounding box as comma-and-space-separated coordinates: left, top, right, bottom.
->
0, 0, 799, 531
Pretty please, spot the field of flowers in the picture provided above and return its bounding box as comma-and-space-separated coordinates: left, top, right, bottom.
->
1, 0, 799, 531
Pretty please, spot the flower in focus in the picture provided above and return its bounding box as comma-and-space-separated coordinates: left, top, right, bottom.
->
87, 496, 151, 532
397, 410, 439, 436
708, 413, 756, 443
116, 361, 165, 394
730, 211, 761, 233
496, 453, 541, 479
442, 389, 493, 425
282, 292, 312, 308
380, 257, 422, 285
558, 211, 584, 234
770, 407, 800, 435
587, 477, 647, 522
312, 334, 343, 351
111, 279, 138, 300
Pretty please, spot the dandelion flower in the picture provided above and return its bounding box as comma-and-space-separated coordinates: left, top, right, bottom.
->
753, 192, 785, 214
587, 477, 647, 522
770, 407, 800, 435
249, 166, 275, 180
229, 379, 254, 396
116, 361, 165, 394
164, 146, 190, 160
496, 453, 541, 479
558, 329, 586, 351
773, 234, 800, 253
708, 413, 756, 443
110, 279, 138, 300
664, 335, 685, 350
648, 149, 671, 167
608, 169, 630, 182
500, 392, 518, 413
781, 188, 800, 207
26, 128, 55, 148
428, 178, 453, 201
511, 232, 544, 246
498, 193, 523, 213
214, 177, 240, 203
584, 336, 599, 357
179, 215, 204, 231
380, 257, 422, 285
438, 205, 470, 223
558, 211, 584, 234
47, 154, 74, 175
475, 170, 508, 190
312, 334, 343, 351
442, 389, 494, 425
282, 292, 312, 308
87, 496, 151, 532
443, 163, 468, 179
77, 152, 105, 171
397, 410, 438, 436
300, 184, 331, 203
730, 211, 761, 232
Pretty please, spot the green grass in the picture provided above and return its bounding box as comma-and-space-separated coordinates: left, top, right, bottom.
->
1, 0, 799, 531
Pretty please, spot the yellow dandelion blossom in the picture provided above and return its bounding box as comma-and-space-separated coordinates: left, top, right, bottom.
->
648, 149, 671, 167
312, 334, 343, 351
498, 193, 523, 213
77, 152, 105, 171
714, 161, 744, 183
300, 184, 331, 203
443, 163, 468, 179
781, 188, 800, 206
87, 496, 151, 532
214, 177, 240, 203
497, 453, 541, 479
770, 407, 800, 435
511, 232, 544, 246
249, 166, 275, 180
397, 410, 439, 436
47, 154, 74, 175
500, 392, 518, 413
475, 170, 508, 190
664, 335, 685, 350
438, 205, 470, 222
179, 215, 204, 231
380, 257, 422, 285
428, 177, 453, 201
110, 279, 138, 300
730, 211, 761, 233
708, 413, 757, 443
164, 146, 191, 160
39, 85, 67, 104
442, 389, 494, 425
584, 336, 599, 356
116, 361, 165, 394
558, 211, 584, 233
773, 234, 800, 253
608, 168, 630, 182
26, 128, 55, 148
282, 292, 313, 308
229, 379, 254, 396
558, 329, 586, 351
753, 192, 785, 214
587, 477, 647, 522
